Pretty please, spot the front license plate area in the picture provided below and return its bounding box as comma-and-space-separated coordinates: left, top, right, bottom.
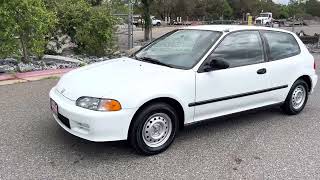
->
50, 99, 58, 115
50, 99, 71, 128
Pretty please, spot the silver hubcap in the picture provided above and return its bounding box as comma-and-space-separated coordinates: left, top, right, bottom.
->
292, 85, 306, 110
142, 113, 172, 148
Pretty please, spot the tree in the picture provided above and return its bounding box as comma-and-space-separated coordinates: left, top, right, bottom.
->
206, 0, 223, 19
223, 0, 233, 19
279, 5, 289, 19
204, 0, 233, 20
306, 0, 320, 17
49, 0, 91, 42
288, 0, 305, 18
257, 0, 281, 19
228, 0, 254, 18
46, 0, 117, 56
141, 0, 153, 41
0, 0, 56, 62
193, 0, 207, 20
86, 0, 103, 6
75, 6, 117, 56
107, 0, 128, 14
151, 0, 176, 19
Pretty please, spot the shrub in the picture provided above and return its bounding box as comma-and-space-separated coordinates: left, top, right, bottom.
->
75, 6, 117, 56
51, 0, 117, 56
0, 0, 57, 62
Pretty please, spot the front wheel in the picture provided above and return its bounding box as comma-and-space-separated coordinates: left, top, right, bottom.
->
282, 79, 309, 115
129, 103, 179, 155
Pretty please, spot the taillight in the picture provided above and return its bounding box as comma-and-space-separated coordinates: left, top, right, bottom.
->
314, 60, 317, 70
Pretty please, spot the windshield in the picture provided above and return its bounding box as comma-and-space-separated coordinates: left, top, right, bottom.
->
135, 30, 222, 69
260, 13, 269, 17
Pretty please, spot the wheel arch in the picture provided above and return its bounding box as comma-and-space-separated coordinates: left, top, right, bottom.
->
297, 75, 312, 92
128, 97, 185, 139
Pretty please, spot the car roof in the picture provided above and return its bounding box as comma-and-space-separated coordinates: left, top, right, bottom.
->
181, 25, 292, 34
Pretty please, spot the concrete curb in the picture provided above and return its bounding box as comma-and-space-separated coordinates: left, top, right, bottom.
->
0, 68, 74, 85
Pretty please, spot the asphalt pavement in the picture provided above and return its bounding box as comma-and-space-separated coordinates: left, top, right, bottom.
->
0, 56, 320, 179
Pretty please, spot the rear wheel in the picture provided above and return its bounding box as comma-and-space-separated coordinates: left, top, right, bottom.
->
282, 79, 308, 115
129, 103, 178, 155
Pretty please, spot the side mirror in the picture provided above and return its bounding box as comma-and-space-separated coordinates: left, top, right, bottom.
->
203, 58, 229, 72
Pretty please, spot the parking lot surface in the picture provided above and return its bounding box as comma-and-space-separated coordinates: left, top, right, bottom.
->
118, 25, 320, 51
0, 56, 319, 179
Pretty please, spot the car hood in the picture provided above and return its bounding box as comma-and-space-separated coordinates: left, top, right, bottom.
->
55, 57, 186, 102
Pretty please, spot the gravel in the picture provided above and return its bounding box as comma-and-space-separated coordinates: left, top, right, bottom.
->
0, 55, 115, 73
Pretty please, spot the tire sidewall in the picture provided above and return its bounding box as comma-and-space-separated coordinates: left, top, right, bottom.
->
287, 80, 309, 114
130, 103, 178, 155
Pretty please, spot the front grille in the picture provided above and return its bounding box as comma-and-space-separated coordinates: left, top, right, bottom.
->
57, 113, 71, 129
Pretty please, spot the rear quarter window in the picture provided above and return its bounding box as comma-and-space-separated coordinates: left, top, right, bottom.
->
262, 31, 300, 61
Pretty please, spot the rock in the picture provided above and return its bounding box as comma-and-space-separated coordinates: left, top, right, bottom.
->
0, 54, 113, 73
33, 64, 43, 71
29, 56, 39, 62
43, 55, 82, 64
56, 63, 78, 69
46, 65, 58, 70
126, 46, 142, 56
78, 56, 110, 64
68, 55, 84, 62
39, 61, 47, 67
46, 33, 76, 55
0, 58, 19, 66
113, 51, 121, 56
0, 65, 15, 73
17, 63, 35, 72
44, 61, 56, 66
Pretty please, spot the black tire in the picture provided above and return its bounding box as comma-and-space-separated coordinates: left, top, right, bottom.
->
282, 79, 309, 115
156, 22, 161, 26
129, 102, 179, 155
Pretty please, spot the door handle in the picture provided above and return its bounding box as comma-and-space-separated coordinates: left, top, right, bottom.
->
257, 68, 267, 74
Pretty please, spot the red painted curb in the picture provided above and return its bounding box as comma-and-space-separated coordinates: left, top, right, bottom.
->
0, 68, 74, 81
0, 74, 15, 81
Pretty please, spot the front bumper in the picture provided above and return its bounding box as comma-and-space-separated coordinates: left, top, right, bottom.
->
49, 87, 137, 142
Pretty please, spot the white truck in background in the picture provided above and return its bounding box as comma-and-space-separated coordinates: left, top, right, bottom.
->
151, 16, 162, 26
255, 12, 273, 26
133, 16, 162, 26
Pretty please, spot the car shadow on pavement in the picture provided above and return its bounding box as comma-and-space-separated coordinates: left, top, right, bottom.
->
177, 106, 286, 142
49, 105, 285, 159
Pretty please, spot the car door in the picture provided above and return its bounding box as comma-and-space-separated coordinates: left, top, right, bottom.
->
192, 30, 276, 122
261, 31, 302, 103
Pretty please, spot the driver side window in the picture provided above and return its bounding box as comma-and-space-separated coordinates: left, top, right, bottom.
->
210, 31, 265, 68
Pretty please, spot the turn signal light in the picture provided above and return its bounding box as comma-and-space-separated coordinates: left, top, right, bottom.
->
100, 99, 122, 111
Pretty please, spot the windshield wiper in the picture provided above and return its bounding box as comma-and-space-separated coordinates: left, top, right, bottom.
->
136, 56, 173, 68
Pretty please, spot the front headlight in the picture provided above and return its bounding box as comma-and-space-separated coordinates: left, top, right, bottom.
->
76, 97, 122, 111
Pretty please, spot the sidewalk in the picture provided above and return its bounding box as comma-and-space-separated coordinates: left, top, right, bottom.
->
0, 68, 73, 85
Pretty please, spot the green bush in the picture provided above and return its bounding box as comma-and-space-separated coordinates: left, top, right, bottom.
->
0, 0, 118, 61
75, 6, 117, 56
50, 0, 117, 56
0, 0, 57, 62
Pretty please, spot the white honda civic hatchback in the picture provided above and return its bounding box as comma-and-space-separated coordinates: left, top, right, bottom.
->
50, 25, 317, 155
